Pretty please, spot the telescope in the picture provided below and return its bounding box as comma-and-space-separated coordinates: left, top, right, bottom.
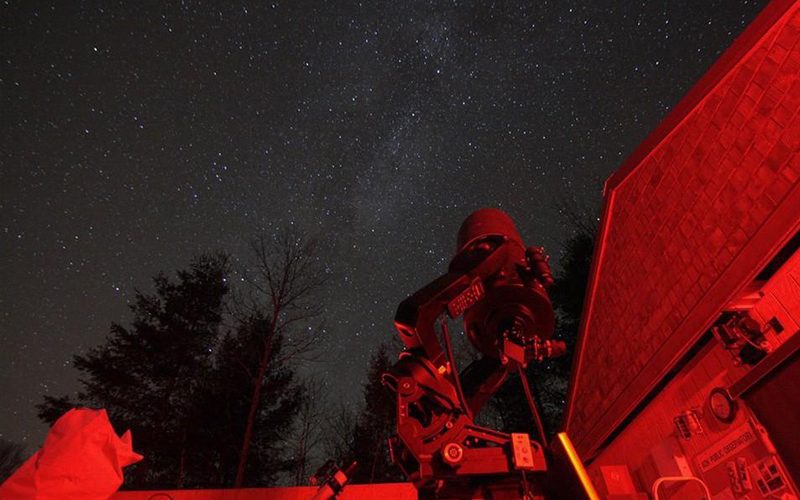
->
383, 209, 598, 500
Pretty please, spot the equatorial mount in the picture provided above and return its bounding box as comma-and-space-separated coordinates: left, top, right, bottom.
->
383, 209, 568, 500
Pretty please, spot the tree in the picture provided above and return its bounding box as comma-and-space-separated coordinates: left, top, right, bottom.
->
0, 438, 27, 484
351, 343, 402, 483
189, 318, 305, 487
232, 229, 327, 487
323, 343, 403, 484
37, 231, 328, 489
37, 253, 230, 489
323, 403, 360, 474
289, 377, 327, 486
549, 231, 595, 341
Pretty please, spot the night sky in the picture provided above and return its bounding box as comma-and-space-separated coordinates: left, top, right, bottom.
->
1, 0, 769, 447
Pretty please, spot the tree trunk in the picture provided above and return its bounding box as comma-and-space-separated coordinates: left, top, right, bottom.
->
294, 442, 306, 486
176, 427, 187, 487
369, 430, 383, 483
234, 341, 272, 488
177, 447, 186, 488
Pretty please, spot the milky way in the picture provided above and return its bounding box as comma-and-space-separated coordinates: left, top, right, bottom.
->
1, 0, 768, 445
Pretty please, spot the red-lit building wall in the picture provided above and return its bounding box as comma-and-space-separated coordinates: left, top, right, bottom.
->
565, 0, 800, 461
586, 341, 749, 500
586, 250, 800, 499
564, 0, 800, 498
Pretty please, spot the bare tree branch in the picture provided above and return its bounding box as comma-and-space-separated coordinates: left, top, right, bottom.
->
233, 227, 329, 488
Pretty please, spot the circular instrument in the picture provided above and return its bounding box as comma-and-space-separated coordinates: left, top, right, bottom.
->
708, 388, 737, 423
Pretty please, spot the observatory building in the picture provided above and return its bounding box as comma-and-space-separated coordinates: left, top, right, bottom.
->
564, 0, 800, 499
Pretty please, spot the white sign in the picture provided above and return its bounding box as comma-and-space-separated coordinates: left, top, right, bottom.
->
695, 424, 757, 473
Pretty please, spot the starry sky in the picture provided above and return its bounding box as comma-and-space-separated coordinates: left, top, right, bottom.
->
1, 0, 769, 447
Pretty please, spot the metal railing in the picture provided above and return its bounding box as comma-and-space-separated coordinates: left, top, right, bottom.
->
652, 476, 712, 500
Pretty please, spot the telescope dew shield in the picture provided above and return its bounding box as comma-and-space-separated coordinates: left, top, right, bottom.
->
455, 208, 525, 255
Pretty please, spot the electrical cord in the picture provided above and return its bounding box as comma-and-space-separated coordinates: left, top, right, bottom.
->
517, 364, 547, 448
440, 317, 473, 421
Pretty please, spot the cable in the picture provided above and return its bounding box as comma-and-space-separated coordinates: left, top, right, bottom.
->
517, 364, 547, 448
520, 470, 531, 500
440, 317, 472, 421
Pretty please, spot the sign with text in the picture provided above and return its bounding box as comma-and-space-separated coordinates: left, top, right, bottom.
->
695, 423, 757, 473
447, 278, 484, 318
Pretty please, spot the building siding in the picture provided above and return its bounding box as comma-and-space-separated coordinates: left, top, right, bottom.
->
566, 1, 800, 457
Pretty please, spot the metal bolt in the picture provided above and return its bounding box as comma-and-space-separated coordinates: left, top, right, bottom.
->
442, 443, 464, 465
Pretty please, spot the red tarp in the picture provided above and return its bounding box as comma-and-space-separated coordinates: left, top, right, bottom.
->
0, 408, 142, 500
0, 408, 416, 500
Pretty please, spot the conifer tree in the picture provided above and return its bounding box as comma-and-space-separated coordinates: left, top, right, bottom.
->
39, 253, 228, 487
232, 230, 327, 487
38, 253, 230, 488
37, 239, 322, 489
191, 318, 304, 487
0, 439, 27, 484
324, 343, 403, 484
351, 343, 402, 483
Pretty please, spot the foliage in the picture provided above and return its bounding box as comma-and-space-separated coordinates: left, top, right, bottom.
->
36, 250, 310, 489
231, 229, 327, 487
323, 343, 403, 484
288, 377, 327, 486
192, 318, 304, 487
351, 343, 403, 483
0, 438, 27, 484
323, 403, 360, 473
39, 252, 229, 488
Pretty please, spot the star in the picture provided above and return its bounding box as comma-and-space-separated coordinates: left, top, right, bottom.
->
0, 0, 770, 446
